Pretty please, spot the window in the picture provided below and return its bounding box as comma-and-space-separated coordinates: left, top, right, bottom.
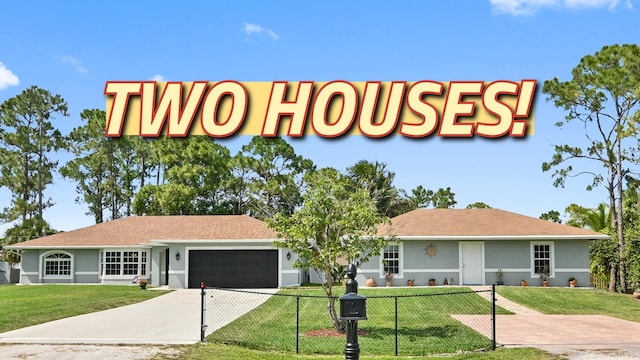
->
101, 250, 148, 277
382, 245, 400, 275
44, 252, 72, 277
531, 242, 554, 277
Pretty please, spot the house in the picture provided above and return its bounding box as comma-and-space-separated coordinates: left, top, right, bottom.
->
352, 208, 608, 287
6, 209, 608, 289
6, 215, 302, 289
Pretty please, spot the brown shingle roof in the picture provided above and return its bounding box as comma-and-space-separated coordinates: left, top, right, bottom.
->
9, 215, 276, 248
378, 208, 608, 238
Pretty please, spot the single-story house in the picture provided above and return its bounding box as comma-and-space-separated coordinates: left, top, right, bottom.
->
6, 208, 608, 288
7, 215, 302, 289
352, 208, 609, 287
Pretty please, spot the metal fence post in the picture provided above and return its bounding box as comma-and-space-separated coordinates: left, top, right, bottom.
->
395, 296, 398, 356
201, 281, 207, 342
296, 295, 300, 354
491, 284, 496, 350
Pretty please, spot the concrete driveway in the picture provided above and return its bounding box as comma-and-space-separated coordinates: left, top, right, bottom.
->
458, 288, 640, 358
0, 288, 274, 345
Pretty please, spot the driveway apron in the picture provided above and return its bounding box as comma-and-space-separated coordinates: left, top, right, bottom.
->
0, 288, 273, 345
458, 287, 640, 357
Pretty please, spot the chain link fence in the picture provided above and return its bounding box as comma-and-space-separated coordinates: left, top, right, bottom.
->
200, 285, 497, 356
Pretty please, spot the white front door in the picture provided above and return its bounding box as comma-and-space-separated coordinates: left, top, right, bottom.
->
460, 242, 484, 285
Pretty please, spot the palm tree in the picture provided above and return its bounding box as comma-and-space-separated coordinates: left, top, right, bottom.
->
565, 203, 615, 290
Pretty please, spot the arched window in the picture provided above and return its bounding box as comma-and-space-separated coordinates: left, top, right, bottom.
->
44, 252, 72, 277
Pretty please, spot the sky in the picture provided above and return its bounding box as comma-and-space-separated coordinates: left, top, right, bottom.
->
0, 0, 639, 234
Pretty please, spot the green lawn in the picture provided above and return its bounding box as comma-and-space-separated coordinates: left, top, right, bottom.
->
497, 287, 640, 322
0, 284, 171, 333
175, 342, 564, 360
207, 287, 512, 356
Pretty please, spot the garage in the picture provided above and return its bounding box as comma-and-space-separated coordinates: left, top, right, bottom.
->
188, 249, 278, 288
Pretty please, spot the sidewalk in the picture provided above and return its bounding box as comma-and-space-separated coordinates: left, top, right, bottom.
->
470, 285, 541, 315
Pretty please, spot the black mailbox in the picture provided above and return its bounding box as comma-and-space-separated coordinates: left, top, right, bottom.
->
339, 292, 367, 321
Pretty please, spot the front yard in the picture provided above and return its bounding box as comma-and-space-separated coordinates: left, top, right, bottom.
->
3, 285, 637, 360
496, 287, 640, 322
207, 287, 511, 356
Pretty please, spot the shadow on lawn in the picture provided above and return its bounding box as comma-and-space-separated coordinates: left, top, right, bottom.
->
361, 325, 459, 340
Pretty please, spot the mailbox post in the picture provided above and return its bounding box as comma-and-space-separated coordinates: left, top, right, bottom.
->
339, 264, 367, 360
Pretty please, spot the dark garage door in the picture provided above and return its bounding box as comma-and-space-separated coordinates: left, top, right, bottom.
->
188, 250, 278, 288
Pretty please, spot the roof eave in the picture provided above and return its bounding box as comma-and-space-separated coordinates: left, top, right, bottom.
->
392, 235, 609, 240
149, 238, 276, 245
5, 245, 152, 250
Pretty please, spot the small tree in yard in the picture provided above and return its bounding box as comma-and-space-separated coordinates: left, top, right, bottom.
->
268, 168, 393, 332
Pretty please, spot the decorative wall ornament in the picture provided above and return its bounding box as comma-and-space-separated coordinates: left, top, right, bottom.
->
425, 243, 438, 257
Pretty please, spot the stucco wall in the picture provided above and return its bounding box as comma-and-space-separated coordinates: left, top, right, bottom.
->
0, 261, 10, 284
484, 240, 530, 269
404, 241, 459, 270
19, 250, 39, 284
555, 240, 590, 269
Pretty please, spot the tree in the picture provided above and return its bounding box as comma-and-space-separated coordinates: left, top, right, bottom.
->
0, 217, 58, 265
0, 86, 68, 223
542, 44, 640, 293
565, 203, 609, 231
162, 137, 233, 214
564, 203, 614, 290
62, 110, 152, 222
408, 185, 457, 209
540, 210, 562, 223
233, 136, 314, 219
466, 202, 492, 209
346, 160, 410, 217
133, 183, 196, 215
430, 187, 457, 208
133, 137, 233, 215
61, 109, 111, 223
267, 168, 392, 331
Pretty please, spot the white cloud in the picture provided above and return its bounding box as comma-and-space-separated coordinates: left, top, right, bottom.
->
243, 22, 279, 40
150, 74, 166, 82
59, 55, 88, 74
490, 0, 632, 15
0, 62, 19, 90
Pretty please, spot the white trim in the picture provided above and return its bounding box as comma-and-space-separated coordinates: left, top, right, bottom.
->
356, 269, 379, 273
40, 250, 74, 281
389, 235, 608, 241
99, 249, 149, 279
530, 241, 555, 278
186, 245, 275, 251
404, 269, 460, 273
485, 268, 588, 274
184, 246, 279, 289
168, 270, 186, 275
281, 270, 299, 274
555, 268, 590, 273
9, 245, 151, 250
151, 239, 274, 245
21, 272, 38, 276
485, 268, 530, 273
379, 243, 404, 279
459, 241, 485, 285
75, 271, 99, 275
278, 249, 282, 288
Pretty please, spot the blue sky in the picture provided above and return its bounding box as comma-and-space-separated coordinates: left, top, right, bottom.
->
0, 0, 639, 233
